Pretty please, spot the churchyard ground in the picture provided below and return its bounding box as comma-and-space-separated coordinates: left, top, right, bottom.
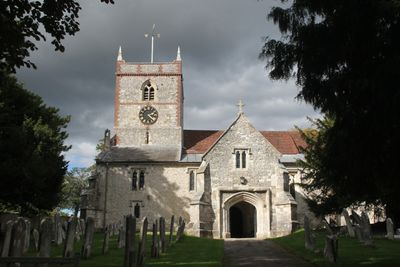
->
273, 229, 400, 267
44, 233, 224, 267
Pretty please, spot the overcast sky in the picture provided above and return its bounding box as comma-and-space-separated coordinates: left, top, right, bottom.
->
16, 0, 319, 168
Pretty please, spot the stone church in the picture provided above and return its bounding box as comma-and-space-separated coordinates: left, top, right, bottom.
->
81, 47, 310, 238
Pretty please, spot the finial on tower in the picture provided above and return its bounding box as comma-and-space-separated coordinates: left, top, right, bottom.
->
237, 100, 245, 115
176, 46, 181, 61
117, 46, 123, 61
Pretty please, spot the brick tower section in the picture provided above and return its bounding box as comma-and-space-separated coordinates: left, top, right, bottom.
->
114, 58, 183, 148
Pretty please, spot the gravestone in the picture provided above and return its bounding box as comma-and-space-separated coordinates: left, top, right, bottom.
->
39, 218, 53, 257
137, 217, 148, 266
322, 220, 334, 235
159, 217, 166, 253
23, 219, 31, 253
169, 215, 174, 245
342, 209, 355, 237
102, 226, 110, 255
151, 222, 159, 258
80, 219, 86, 236
351, 210, 362, 225
176, 220, 185, 242
324, 235, 338, 262
354, 225, 363, 242
53, 214, 63, 245
360, 212, 373, 245
81, 217, 95, 259
386, 218, 394, 240
304, 215, 316, 251
118, 225, 126, 249
123, 215, 136, 267
63, 218, 77, 258
1, 220, 14, 257
10, 218, 27, 257
32, 229, 40, 252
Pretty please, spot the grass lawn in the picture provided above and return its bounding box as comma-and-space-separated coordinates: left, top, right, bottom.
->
272, 229, 400, 267
42, 232, 224, 267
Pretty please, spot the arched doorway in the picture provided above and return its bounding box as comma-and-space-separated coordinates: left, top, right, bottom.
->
229, 201, 256, 238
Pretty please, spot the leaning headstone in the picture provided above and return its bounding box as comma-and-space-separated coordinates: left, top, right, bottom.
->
360, 212, 373, 245
123, 215, 136, 267
169, 215, 174, 245
351, 210, 362, 225
176, 220, 186, 242
10, 218, 27, 257
32, 229, 40, 252
23, 219, 31, 253
386, 218, 395, 240
159, 217, 166, 253
81, 217, 95, 259
39, 218, 53, 257
304, 215, 316, 251
324, 235, 339, 262
1, 220, 14, 257
137, 217, 148, 266
151, 222, 159, 258
102, 226, 110, 255
342, 209, 355, 237
118, 225, 126, 249
63, 218, 77, 258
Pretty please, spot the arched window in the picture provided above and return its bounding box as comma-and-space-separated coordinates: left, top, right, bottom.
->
241, 151, 246, 168
132, 171, 138, 191
189, 171, 195, 191
235, 151, 241, 168
142, 80, 156, 101
145, 131, 149, 144
139, 171, 145, 190
134, 203, 140, 218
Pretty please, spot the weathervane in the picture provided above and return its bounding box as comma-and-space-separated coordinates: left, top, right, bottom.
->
145, 24, 160, 64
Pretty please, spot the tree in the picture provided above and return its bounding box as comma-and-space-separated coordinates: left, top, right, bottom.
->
0, 0, 113, 72
59, 167, 91, 216
0, 71, 70, 215
261, 0, 400, 225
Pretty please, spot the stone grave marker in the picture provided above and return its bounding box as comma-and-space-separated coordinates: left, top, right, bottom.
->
1, 220, 14, 257
324, 235, 338, 262
80, 218, 86, 236
169, 215, 174, 245
32, 228, 40, 252
304, 215, 316, 251
63, 218, 77, 258
360, 212, 373, 245
10, 218, 27, 257
39, 218, 53, 257
341, 209, 355, 237
386, 218, 394, 240
23, 219, 31, 253
102, 226, 110, 255
151, 222, 159, 258
137, 217, 148, 266
118, 225, 126, 249
123, 215, 136, 267
354, 225, 363, 242
160, 217, 166, 253
322, 220, 334, 235
176, 219, 185, 242
81, 217, 95, 259
351, 210, 362, 225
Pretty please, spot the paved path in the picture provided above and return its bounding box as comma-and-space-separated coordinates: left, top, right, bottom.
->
222, 238, 313, 267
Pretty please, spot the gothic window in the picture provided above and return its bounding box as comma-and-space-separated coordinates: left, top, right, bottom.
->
235, 151, 241, 168
134, 203, 140, 218
132, 171, 138, 191
241, 151, 246, 168
235, 149, 248, 169
189, 170, 195, 191
145, 131, 149, 144
139, 171, 145, 190
141, 80, 156, 101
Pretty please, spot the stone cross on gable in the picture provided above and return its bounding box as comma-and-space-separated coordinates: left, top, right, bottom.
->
237, 100, 245, 115
145, 24, 160, 64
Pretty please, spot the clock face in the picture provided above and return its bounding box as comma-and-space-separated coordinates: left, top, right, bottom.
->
139, 106, 158, 125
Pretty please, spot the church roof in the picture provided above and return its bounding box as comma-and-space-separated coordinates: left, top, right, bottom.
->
183, 130, 306, 155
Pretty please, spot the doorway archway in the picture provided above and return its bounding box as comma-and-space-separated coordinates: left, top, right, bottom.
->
229, 201, 256, 237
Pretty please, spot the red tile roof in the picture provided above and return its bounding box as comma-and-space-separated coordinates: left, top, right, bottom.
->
183, 130, 306, 154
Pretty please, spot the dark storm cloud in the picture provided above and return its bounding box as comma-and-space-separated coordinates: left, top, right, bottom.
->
16, 0, 319, 167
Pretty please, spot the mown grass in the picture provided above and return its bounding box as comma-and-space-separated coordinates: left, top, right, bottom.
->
272, 229, 400, 267
37, 232, 223, 267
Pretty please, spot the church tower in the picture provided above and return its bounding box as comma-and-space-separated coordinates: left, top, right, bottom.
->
113, 47, 183, 156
